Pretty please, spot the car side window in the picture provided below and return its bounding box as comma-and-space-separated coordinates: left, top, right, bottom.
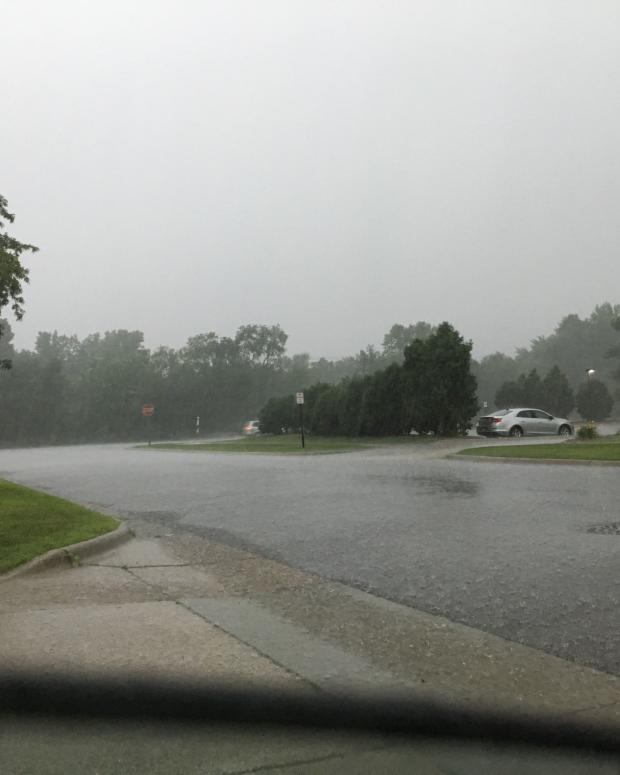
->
517, 410, 531, 418
533, 410, 551, 419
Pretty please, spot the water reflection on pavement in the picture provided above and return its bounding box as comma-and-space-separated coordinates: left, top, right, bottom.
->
0, 437, 619, 674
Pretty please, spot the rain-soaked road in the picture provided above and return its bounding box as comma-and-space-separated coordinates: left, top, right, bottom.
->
1, 441, 619, 675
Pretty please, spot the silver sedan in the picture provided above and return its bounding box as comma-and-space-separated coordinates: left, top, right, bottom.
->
476, 408, 573, 438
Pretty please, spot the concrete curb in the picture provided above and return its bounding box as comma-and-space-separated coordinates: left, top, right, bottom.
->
447, 453, 620, 467
0, 522, 132, 582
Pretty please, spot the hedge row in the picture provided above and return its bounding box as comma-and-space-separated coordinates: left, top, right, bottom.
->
259, 323, 479, 437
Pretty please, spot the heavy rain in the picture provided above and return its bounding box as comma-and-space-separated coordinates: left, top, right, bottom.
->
3, 2, 620, 772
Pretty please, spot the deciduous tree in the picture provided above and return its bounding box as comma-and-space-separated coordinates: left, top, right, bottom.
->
0, 195, 38, 369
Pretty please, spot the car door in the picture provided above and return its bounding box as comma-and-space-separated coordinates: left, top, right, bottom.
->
515, 410, 535, 434
532, 409, 556, 435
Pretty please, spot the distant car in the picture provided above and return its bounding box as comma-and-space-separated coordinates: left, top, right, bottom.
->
476, 408, 573, 438
242, 419, 260, 436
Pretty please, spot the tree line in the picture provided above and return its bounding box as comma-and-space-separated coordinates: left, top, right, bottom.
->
494, 365, 614, 422
473, 303, 620, 412
0, 320, 445, 445
1, 305, 619, 446
1, 193, 620, 446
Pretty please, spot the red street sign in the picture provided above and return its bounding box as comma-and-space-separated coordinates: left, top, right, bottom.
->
142, 404, 155, 417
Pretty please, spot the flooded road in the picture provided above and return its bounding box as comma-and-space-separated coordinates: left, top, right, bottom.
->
1, 440, 619, 674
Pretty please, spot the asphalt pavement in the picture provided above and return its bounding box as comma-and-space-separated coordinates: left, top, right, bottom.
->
1, 437, 619, 675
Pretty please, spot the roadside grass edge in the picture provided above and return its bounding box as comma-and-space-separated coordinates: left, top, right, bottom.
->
0, 479, 120, 574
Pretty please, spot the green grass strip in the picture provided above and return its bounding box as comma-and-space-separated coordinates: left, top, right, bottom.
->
459, 437, 620, 461
0, 479, 119, 573
142, 435, 436, 455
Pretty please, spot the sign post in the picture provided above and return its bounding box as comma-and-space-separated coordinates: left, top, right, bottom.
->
142, 404, 155, 446
196, 415, 200, 436
296, 392, 305, 449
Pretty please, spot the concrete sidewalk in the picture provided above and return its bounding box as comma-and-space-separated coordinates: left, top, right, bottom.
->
0, 537, 301, 688
2, 529, 620, 772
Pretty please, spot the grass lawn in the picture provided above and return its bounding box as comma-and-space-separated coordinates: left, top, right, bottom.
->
458, 436, 620, 461
0, 479, 119, 574
143, 435, 437, 455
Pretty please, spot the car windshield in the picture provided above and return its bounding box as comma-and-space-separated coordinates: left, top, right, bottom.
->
2, 2, 620, 772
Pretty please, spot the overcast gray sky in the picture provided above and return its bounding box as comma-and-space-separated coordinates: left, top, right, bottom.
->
3, 0, 620, 360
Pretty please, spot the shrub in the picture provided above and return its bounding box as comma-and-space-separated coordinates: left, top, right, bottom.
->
258, 394, 296, 434
360, 363, 406, 436
311, 385, 341, 435
577, 421, 599, 440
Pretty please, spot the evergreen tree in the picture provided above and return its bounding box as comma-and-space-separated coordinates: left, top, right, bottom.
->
576, 379, 613, 421
542, 366, 575, 416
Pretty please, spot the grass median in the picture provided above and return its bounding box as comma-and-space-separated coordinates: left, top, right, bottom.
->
0, 479, 119, 574
458, 436, 620, 461
142, 435, 437, 455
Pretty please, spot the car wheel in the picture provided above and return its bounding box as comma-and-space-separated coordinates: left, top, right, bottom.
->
559, 425, 572, 438
509, 426, 523, 438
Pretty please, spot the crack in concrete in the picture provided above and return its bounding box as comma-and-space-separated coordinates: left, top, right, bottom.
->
120, 567, 317, 690
123, 566, 175, 593
226, 752, 348, 774
86, 562, 191, 568
226, 747, 389, 774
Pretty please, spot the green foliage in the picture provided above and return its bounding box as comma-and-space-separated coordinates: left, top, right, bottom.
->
459, 435, 620, 461
308, 383, 341, 435
336, 376, 369, 436
0, 195, 38, 321
576, 379, 613, 421
0, 196, 38, 369
305, 320, 436, 383
402, 322, 479, 436
258, 394, 297, 434
360, 364, 406, 436
0, 318, 15, 371
495, 369, 545, 409
5, 304, 620, 446
148, 435, 435, 454
257, 323, 479, 439
382, 322, 436, 362
607, 315, 620, 397
494, 366, 574, 416
494, 380, 524, 408
521, 369, 545, 408
542, 366, 575, 416
235, 323, 288, 366
516, 303, 620, 389
577, 421, 599, 440
471, 352, 519, 409
477, 304, 618, 411
0, 323, 297, 445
